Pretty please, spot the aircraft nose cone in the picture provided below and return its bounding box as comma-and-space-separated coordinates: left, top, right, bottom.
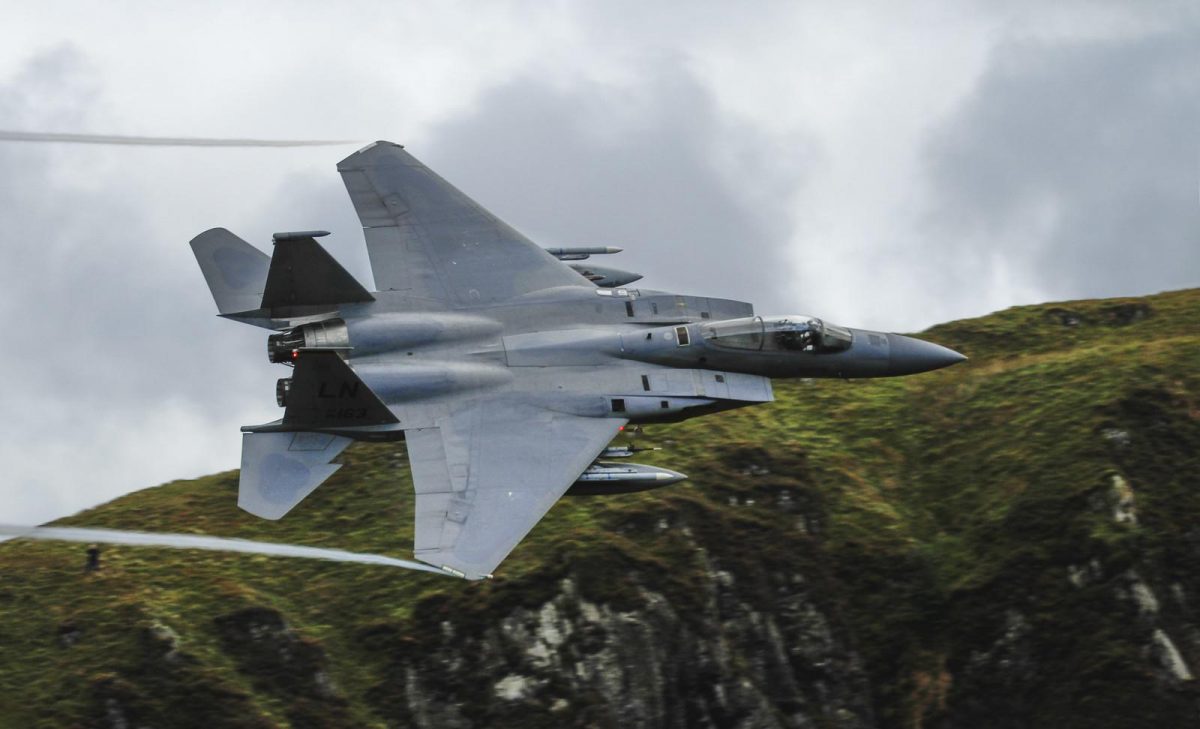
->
886, 334, 967, 375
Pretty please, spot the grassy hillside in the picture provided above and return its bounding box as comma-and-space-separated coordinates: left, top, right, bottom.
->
1, 289, 1198, 728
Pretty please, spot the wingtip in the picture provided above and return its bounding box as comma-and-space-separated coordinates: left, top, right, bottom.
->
188, 226, 235, 249
340, 140, 407, 168
357, 140, 404, 153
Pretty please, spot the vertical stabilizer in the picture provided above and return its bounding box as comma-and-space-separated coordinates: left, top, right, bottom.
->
261, 233, 374, 312
190, 228, 270, 315
279, 350, 398, 427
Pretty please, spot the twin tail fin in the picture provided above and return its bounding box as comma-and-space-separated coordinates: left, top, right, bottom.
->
189, 228, 373, 324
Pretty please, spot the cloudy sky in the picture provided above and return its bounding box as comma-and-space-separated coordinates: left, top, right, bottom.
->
0, 1, 1196, 525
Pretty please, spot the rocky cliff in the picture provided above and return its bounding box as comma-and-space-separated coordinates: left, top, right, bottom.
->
1, 289, 1198, 728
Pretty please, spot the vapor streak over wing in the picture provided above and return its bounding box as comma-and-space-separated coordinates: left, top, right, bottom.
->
0, 131, 355, 147
0, 524, 452, 576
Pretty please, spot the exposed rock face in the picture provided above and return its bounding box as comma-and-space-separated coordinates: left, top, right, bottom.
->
82, 614, 273, 729
214, 607, 355, 728
366, 570, 873, 729
350, 443, 874, 728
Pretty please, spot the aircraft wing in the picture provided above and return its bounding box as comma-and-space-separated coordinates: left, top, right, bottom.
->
405, 400, 625, 579
338, 141, 592, 306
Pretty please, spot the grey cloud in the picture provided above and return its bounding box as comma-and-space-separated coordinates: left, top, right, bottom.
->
922, 26, 1200, 301
0, 64, 264, 417
0, 49, 277, 522
255, 167, 376, 290
226, 59, 815, 323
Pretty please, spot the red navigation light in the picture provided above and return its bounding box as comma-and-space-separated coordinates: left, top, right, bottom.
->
291, 349, 300, 360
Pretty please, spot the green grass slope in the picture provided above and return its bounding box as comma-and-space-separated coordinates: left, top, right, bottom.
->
1, 289, 1198, 728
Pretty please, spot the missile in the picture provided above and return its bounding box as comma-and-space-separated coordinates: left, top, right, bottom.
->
565, 462, 687, 496
545, 246, 623, 261
598, 445, 661, 458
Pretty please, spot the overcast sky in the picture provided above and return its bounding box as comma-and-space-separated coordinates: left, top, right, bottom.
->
1, 1, 1196, 525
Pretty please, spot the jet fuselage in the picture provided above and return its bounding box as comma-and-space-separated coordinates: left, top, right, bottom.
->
269, 284, 963, 432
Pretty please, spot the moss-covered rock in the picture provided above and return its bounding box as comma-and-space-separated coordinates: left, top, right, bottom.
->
1, 288, 1198, 728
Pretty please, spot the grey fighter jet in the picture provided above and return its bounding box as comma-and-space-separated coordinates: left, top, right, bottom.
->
190, 142, 965, 580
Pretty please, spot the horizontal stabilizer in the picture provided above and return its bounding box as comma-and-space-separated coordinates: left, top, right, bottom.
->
261, 235, 374, 313
239, 431, 353, 519
190, 228, 271, 315
283, 350, 398, 427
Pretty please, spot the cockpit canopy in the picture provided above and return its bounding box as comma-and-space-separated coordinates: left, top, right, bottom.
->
700, 316, 853, 353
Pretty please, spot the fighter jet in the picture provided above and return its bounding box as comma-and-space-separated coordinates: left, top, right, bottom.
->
190, 141, 965, 580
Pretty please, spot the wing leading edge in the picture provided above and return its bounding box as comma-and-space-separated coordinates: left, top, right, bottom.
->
337, 141, 591, 306
405, 401, 625, 579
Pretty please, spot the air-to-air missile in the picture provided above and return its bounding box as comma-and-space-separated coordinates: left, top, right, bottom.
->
568, 444, 678, 495
567, 461, 688, 495
545, 246, 643, 288
543, 246, 625, 260
598, 445, 661, 458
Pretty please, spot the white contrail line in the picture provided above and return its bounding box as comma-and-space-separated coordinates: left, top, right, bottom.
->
0, 524, 452, 577
0, 130, 356, 147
